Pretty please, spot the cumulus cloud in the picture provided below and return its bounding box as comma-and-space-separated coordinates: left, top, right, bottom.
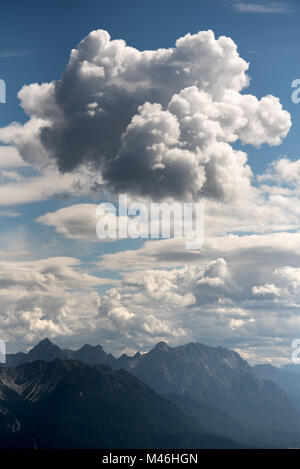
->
0, 254, 187, 354
252, 283, 281, 297
98, 287, 182, 343
259, 157, 300, 186
123, 258, 229, 307
78, 231, 300, 363
0, 29, 291, 202
0, 256, 121, 349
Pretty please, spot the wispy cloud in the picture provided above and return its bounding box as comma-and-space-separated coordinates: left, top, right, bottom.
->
233, 1, 293, 13
0, 50, 29, 58
246, 50, 261, 55
0, 209, 21, 218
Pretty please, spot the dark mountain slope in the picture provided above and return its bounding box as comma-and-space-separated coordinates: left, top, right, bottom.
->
5, 339, 300, 447
0, 359, 242, 449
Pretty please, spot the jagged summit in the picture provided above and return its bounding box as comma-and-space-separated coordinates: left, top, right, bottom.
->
28, 338, 63, 362
5, 339, 115, 368
33, 338, 52, 346
78, 344, 104, 351
153, 341, 170, 352
29, 338, 54, 351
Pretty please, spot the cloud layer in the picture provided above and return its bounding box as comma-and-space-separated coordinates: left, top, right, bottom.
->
0, 28, 297, 364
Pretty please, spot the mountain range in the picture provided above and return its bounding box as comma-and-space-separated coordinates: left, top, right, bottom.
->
1, 339, 300, 448
5, 339, 116, 368
0, 359, 243, 449
117, 342, 300, 447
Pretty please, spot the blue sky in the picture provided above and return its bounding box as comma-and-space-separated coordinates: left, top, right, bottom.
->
1, 0, 300, 362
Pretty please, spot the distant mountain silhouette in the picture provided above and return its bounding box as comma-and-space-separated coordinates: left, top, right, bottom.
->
27, 338, 67, 362
5, 339, 115, 368
281, 363, 300, 374
0, 359, 242, 449
117, 342, 300, 447
4, 338, 300, 447
255, 364, 300, 412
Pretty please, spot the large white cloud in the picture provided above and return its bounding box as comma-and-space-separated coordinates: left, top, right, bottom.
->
0, 29, 291, 202
260, 157, 300, 186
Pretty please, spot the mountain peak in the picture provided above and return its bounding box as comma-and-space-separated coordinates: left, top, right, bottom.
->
5, 340, 116, 368
36, 338, 52, 346
73, 343, 114, 366
83, 344, 103, 351
28, 338, 63, 361
153, 341, 169, 352
29, 338, 58, 352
